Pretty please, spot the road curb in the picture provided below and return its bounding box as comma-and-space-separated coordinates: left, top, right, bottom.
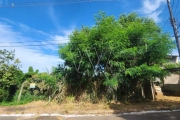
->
0, 109, 180, 117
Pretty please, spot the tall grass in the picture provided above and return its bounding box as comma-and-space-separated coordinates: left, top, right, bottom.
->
0, 92, 45, 106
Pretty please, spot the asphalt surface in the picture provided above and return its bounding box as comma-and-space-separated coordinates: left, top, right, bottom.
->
1, 111, 180, 120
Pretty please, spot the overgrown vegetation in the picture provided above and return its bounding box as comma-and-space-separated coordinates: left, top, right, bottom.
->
0, 12, 176, 105
0, 49, 23, 102
0, 49, 60, 105
58, 12, 175, 103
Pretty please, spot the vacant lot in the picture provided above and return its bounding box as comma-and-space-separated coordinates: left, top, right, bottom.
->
0, 95, 180, 114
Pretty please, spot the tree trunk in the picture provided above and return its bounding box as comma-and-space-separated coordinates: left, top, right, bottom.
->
150, 82, 155, 101
141, 86, 145, 98
18, 81, 27, 101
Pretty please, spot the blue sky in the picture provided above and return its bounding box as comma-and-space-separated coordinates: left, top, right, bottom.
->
0, 0, 180, 72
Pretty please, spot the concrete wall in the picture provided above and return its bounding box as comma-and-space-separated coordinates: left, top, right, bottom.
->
155, 55, 179, 95
162, 74, 180, 95
169, 56, 179, 63
164, 74, 180, 84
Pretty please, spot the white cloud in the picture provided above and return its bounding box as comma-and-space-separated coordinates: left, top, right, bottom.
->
140, 0, 166, 22
48, 6, 61, 30
142, 0, 164, 14
15, 48, 63, 73
0, 0, 8, 6
148, 10, 162, 23
0, 19, 73, 73
171, 36, 175, 41
53, 30, 72, 44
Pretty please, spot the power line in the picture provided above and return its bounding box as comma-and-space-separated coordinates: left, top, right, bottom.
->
0, 35, 175, 47
171, 0, 174, 10
160, 18, 170, 30
164, 24, 172, 34
0, 24, 171, 36
0, 43, 66, 47
175, 11, 180, 19
167, 0, 180, 56
12, 24, 162, 33
0, 39, 69, 43
0, 0, 114, 8
162, 18, 171, 33
174, 0, 179, 15
163, 0, 179, 34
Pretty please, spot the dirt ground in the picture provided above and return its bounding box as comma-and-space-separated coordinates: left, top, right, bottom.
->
0, 95, 180, 115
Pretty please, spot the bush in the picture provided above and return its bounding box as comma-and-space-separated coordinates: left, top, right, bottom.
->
0, 91, 45, 106
0, 89, 9, 102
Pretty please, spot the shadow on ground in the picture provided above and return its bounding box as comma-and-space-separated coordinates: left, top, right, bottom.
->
117, 111, 180, 120
108, 98, 180, 114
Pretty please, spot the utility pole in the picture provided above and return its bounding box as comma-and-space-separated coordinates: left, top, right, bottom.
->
167, 0, 180, 56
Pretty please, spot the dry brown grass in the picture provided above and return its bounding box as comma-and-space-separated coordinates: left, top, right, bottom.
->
0, 95, 180, 114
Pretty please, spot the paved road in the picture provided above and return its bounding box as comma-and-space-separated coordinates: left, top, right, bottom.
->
1, 111, 180, 120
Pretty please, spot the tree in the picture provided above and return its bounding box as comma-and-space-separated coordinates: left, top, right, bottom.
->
0, 49, 23, 101
22, 66, 39, 82
58, 12, 175, 102
28, 66, 34, 73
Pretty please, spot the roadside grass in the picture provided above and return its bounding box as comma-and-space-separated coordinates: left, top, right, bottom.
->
0, 95, 180, 114
54, 95, 180, 114
0, 93, 45, 106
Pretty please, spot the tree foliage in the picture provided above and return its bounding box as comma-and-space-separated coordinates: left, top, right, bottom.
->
0, 49, 23, 102
59, 12, 175, 102
0, 50, 61, 103
163, 62, 180, 74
